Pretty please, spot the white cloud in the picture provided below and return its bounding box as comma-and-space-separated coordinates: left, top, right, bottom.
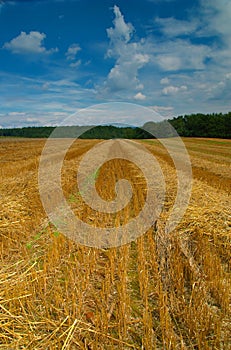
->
155, 17, 199, 38
150, 106, 174, 112
3, 31, 58, 55
157, 55, 181, 71
160, 77, 170, 85
201, 0, 231, 41
0, 72, 99, 128
0, 111, 71, 128
199, 0, 231, 70
154, 39, 211, 71
42, 82, 50, 90
162, 85, 187, 95
104, 5, 150, 92
70, 59, 81, 68
8, 112, 26, 117
141, 0, 231, 113
65, 43, 81, 61
208, 73, 231, 99
151, 105, 174, 112
106, 53, 149, 92
26, 117, 39, 123
106, 5, 134, 45
134, 92, 146, 100
150, 105, 174, 118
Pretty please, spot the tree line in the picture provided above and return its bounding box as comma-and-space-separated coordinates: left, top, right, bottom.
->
0, 125, 152, 139
0, 112, 230, 139
170, 112, 231, 138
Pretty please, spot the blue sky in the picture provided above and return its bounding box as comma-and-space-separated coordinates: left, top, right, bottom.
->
0, 0, 231, 127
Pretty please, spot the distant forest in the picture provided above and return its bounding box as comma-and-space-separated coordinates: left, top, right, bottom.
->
0, 112, 230, 139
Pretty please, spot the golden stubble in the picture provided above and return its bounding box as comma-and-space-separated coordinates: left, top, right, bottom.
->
0, 137, 230, 349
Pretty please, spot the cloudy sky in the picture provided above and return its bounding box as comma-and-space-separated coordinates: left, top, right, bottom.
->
0, 0, 231, 127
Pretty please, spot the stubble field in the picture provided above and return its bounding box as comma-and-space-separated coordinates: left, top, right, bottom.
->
0, 137, 230, 349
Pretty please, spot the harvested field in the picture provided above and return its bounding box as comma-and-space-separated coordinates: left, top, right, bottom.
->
0, 137, 230, 349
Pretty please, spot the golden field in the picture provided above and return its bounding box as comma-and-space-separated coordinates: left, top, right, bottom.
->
0, 137, 230, 349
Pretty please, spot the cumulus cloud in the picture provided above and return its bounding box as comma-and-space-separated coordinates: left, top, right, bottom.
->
70, 59, 81, 68
209, 73, 231, 100
155, 39, 211, 71
134, 92, 146, 100
104, 5, 149, 92
106, 5, 134, 45
3, 31, 58, 54
162, 85, 187, 95
160, 77, 170, 85
199, 0, 231, 69
65, 43, 81, 60
157, 55, 181, 71
155, 17, 199, 38
65, 43, 82, 68
152, 0, 231, 73
201, 0, 231, 40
